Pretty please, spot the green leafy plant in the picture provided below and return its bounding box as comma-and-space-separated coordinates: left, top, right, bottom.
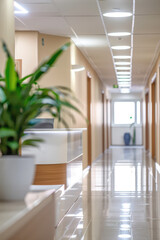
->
0, 42, 82, 155
130, 122, 136, 145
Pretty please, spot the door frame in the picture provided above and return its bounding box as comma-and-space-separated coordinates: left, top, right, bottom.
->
87, 74, 92, 166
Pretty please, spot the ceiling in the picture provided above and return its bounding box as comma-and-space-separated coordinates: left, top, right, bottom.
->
15, 0, 160, 93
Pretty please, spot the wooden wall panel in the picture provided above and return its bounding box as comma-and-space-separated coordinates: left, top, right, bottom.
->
33, 164, 67, 187
145, 93, 149, 150
87, 76, 92, 166
151, 81, 156, 159
33, 156, 82, 189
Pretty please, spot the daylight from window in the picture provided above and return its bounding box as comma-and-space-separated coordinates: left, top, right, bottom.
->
114, 101, 135, 124
136, 101, 141, 124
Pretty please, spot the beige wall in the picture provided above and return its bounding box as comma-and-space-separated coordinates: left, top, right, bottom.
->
37, 33, 71, 126
15, 32, 108, 169
0, 0, 15, 73
70, 43, 107, 168
15, 31, 38, 77
145, 54, 160, 164
38, 33, 71, 88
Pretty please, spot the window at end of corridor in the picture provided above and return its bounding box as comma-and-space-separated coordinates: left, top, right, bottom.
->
113, 101, 141, 125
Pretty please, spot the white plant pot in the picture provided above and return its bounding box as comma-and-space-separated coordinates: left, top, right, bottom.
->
0, 155, 35, 201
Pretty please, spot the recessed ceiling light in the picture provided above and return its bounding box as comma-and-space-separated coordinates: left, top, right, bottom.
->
14, 1, 28, 14
116, 67, 131, 70
117, 72, 131, 75
115, 62, 130, 65
103, 12, 132, 18
118, 79, 131, 82
71, 64, 85, 72
108, 32, 131, 37
120, 88, 131, 94
117, 75, 131, 79
113, 56, 131, 59
111, 46, 131, 50
118, 82, 131, 87
118, 80, 131, 83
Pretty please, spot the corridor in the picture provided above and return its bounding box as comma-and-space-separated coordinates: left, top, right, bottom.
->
56, 147, 160, 240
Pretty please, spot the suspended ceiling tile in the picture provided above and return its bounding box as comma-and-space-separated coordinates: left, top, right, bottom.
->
17, 16, 73, 35
16, 1, 59, 14
15, 17, 28, 30
109, 35, 131, 46
135, 0, 160, 15
133, 47, 157, 61
132, 80, 146, 86
134, 15, 160, 34
99, 0, 133, 13
22, 4, 59, 13
102, 77, 117, 86
132, 65, 149, 76
15, 0, 160, 91
112, 49, 131, 56
17, 0, 53, 3
54, 0, 99, 16
133, 34, 160, 48
65, 17, 105, 35
72, 35, 108, 48
104, 17, 132, 33
84, 47, 114, 64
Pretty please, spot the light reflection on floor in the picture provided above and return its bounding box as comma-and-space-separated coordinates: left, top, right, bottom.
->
55, 147, 160, 240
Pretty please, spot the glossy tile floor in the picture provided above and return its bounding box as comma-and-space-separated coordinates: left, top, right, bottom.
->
55, 147, 160, 240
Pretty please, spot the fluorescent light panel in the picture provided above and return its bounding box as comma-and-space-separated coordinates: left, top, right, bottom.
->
108, 32, 131, 37
113, 56, 131, 59
117, 75, 131, 79
14, 1, 28, 14
103, 12, 132, 18
115, 62, 130, 65
117, 72, 131, 75
118, 80, 131, 84
116, 67, 131, 70
118, 80, 131, 83
112, 46, 130, 50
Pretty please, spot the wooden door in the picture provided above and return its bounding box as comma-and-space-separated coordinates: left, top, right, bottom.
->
106, 99, 109, 149
87, 76, 92, 166
151, 81, 156, 159
102, 92, 105, 153
145, 92, 149, 150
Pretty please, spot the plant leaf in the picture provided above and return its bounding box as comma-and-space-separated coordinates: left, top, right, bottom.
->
7, 141, 19, 150
30, 42, 70, 83
0, 128, 16, 138
22, 138, 44, 147
19, 73, 34, 83
2, 42, 10, 58
5, 57, 17, 91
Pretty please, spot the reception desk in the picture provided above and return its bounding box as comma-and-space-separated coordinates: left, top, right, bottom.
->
22, 129, 84, 188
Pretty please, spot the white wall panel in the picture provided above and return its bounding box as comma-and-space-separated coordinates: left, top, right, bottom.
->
112, 126, 142, 145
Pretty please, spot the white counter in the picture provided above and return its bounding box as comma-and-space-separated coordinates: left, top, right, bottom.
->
22, 129, 85, 165
0, 188, 55, 240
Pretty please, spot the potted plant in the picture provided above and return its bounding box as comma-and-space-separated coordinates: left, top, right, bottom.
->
0, 42, 82, 201
130, 122, 136, 145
